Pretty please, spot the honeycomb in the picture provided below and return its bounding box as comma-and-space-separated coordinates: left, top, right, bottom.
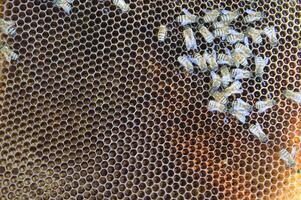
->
0, 0, 301, 199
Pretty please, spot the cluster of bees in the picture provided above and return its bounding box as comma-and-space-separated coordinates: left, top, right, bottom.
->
0, 19, 18, 63
157, 8, 301, 168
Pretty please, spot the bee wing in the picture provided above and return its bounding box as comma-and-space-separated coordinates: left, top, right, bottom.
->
182, 8, 193, 17
218, 60, 229, 65
189, 57, 198, 65
245, 9, 256, 14
225, 48, 232, 56
67, 0, 74, 3
212, 50, 217, 59
229, 29, 238, 35
264, 57, 269, 65
244, 36, 250, 47
203, 9, 210, 14
220, 9, 230, 14
291, 145, 298, 159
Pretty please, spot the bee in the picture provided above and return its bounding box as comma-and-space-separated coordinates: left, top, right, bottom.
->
243, 9, 265, 23
210, 71, 222, 91
219, 10, 240, 23
283, 90, 301, 104
204, 51, 218, 71
226, 29, 245, 44
213, 26, 231, 39
208, 100, 227, 113
53, 0, 74, 14
0, 43, 19, 61
263, 26, 278, 46
220, 66, 233, 87
280, 148, 296, 168
229, 108, 248, 123
245, 27, 263, 44
0, 19, 16, 36
212, 21, 229, 29
232, 50, 249, 68
198, 25, 214, 43
217, 48, 234, 65
112, 0, 130, 12
249, 123, 268, 143
224, 81, 243, 97
211, 91, 228, 105
235, 38, 252, 57
183, 27, 197, 51
232, 69, 252, 80
176, 8, 199, 26
254, 56, 269, 77
157, 25, 167, 42
255, 99, 277, 113
202, 9, 220, 23
232, 98, 252, 112
190, 53, 208, 72
177, 55, 194, 75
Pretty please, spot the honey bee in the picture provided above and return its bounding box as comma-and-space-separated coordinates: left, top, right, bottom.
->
280, 148, 296, 168
224, 81, 243, 97
255, 99, 277, 113
177, 55, 194, 75
157, 25, 167, 42
229, 108, 248, 123
204, 51, 218, 71
213, 26, 230, 39
229, 99, 251, 123
0, 43, 19, 61
210, 71, 222, 91
190, 53, 208, 72
245, 27, 263, 44
176, 8, 199, 26
232, 50, 249, 67
0, 19, 16, 36
283, 89, 301, 104
243, 9, 265, 23
183, 27, 197, 51
232, 98, 252, 112
112, 0, 130, 12
211, 91, 228, 105
217, 48, 234, 65
53, 0, 74, 14
198, 25, 214, 43
208, 100, 227, 113
202, 9, 220, 23
232, 68, 252, 80
212, 21, 229, 29
249, 123, 268, 143
219, 10, 240, 23
220, 66, 232, 87
263, 26, 278, 46
254, 56, 269, 77
226, 29, 245, 45
235, 39, 252, 57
